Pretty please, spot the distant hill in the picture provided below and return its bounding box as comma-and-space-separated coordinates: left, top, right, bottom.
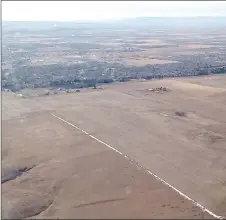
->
3, 16, 226, 31
114, 16, 226, 29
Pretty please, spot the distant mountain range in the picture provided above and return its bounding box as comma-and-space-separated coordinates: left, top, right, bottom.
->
3, 16, 226, 31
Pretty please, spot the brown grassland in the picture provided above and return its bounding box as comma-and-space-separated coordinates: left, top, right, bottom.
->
2, 74, 226, 219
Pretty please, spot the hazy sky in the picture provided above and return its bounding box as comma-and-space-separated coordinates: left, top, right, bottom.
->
3, 1, 226, 21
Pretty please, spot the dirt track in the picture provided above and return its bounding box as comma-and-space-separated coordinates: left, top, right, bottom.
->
2, 75, 226, 218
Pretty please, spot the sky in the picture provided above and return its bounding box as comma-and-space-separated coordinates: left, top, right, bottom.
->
2, 1, 226, 21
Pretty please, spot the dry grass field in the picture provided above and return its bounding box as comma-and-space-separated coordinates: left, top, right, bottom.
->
2, 75, 226, 219
87, 51, 179, 66
114, 58, 177, 67
86, 33, 225, 65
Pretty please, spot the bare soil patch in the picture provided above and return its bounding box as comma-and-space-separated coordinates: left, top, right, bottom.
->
182, 44, 217, 49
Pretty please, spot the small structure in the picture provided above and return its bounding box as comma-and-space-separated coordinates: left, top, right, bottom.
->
147, 87, 170, 93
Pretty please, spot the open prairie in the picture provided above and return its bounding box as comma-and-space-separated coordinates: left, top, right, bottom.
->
2, 75, 226, 219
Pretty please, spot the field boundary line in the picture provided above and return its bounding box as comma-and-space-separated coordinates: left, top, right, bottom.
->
52, 113, 225, 219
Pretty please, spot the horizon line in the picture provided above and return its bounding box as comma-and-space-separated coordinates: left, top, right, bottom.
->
3, 15, 226, 22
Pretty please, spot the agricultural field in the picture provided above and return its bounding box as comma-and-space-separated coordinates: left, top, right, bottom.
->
2, 75, 226, 218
